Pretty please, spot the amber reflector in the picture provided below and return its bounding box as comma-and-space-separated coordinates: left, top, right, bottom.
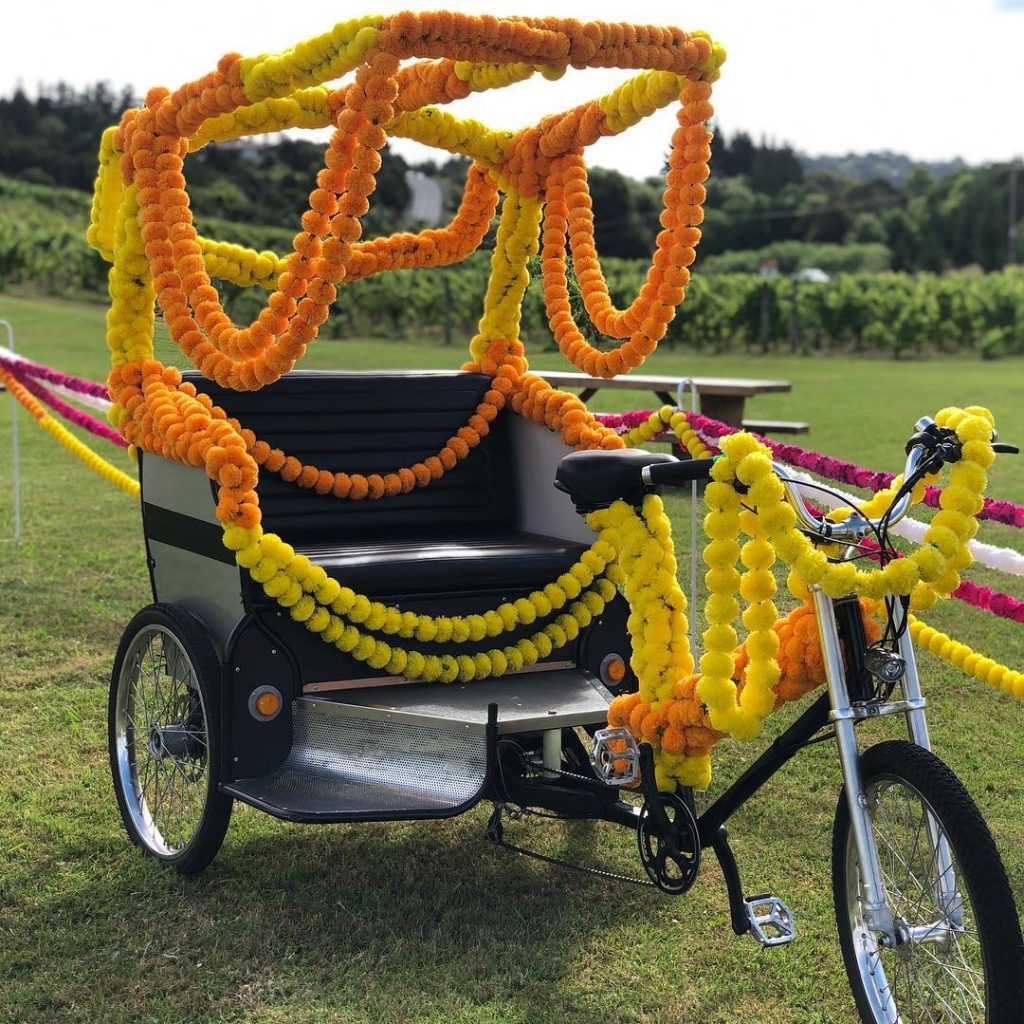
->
254, 690, 282, 718
605, 656, 626, 683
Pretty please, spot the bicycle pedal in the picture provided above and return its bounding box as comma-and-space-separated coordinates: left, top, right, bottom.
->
591, 727, 640, 786
744, 894, 796, 947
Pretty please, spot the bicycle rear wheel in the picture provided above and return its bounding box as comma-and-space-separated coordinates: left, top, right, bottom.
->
832, 739, 1023, 1023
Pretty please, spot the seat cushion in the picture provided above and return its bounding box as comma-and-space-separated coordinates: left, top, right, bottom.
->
297, 529, 589, 597
187, 370, 517, 543
555, 448, 676, 511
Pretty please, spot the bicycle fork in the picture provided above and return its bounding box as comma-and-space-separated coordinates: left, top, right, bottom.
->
814, 587, 959, 944
815, 587, 896, 939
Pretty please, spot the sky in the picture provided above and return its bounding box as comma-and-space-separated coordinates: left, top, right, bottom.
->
3, 0, 1022, 181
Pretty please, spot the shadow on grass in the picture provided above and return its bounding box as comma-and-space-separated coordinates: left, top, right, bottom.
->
16, 808, 670, 1022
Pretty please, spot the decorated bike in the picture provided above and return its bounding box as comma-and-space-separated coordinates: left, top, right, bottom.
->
78, 11, 1023, 1023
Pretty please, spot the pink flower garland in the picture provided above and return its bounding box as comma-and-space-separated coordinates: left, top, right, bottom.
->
7, 363, 128, 448
0, 349, 109, 400
596, 409, 1024, 529
594, 410, 655, 433
952, 580, 1024, 625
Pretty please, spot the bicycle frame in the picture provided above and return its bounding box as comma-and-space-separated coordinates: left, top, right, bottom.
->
684, 584, 963, 948
509, 428, 965, 938
498, 580, 953, 943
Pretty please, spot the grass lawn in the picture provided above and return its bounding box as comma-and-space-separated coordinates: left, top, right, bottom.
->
1, 292, 1023, 1024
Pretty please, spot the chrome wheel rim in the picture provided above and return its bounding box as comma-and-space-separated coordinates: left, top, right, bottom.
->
845, 775, 986, 1023
115, 625, 210, 858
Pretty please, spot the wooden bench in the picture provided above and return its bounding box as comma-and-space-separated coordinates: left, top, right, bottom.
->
741, 418, 809, 435
540, 371, 803, 431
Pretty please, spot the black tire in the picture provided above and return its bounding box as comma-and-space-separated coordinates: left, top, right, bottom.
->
832, 739, 1024, 1023
108, 603, 232, 875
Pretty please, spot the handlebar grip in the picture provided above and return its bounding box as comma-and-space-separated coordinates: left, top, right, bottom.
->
642, 457, 718, 487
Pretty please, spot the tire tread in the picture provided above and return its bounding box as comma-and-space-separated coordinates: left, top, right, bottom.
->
833, 739, 1024, 1023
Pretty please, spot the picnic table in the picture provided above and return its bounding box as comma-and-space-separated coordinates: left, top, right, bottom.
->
539, 371, 806, 432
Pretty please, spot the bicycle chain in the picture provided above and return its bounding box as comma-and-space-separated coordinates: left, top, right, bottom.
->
485, 802, 656, 888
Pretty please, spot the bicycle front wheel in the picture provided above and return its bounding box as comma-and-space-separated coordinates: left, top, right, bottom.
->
832, 740, 1023, 1023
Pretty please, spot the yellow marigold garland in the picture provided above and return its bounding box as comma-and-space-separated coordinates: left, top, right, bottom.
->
221, 516, 618, 683
223, 522, 620, 647
0, 365, 140, 497
910, 616, 1024, 701
621, 405, 712, 459
707, 409, 993, 610
587, 495, 710, 789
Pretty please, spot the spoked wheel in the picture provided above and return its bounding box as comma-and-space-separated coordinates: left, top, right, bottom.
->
833, 740, 1024, 1023
108, 604, 232, 875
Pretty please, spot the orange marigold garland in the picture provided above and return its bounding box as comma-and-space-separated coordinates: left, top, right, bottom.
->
85, 19, 1010, 793
91, 14, 737, 789
540, 82, 712, 377
95, 14, 726, 482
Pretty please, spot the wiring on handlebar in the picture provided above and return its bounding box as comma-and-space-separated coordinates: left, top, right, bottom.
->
759, 477, 890, 559
873, 448, 945, 647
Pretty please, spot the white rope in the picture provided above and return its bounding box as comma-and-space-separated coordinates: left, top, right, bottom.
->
42, 378, 112, 413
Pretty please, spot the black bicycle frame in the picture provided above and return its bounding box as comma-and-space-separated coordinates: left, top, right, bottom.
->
500, 593, 872, 931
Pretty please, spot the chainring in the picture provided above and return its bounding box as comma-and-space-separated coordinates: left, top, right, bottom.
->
637, 792, 701, 895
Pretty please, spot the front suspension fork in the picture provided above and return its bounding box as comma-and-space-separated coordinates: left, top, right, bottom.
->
814, 586, 896, 939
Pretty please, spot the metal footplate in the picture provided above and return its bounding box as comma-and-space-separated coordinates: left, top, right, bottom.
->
744, 894, 796, 947
591, 727, 640, 786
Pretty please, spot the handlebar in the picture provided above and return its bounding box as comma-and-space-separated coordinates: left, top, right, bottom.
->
641, 416, 1016, 547
641, 458, 719, 488
772, 448, 927, 545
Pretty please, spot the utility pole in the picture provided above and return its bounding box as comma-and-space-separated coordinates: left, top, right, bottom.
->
1010, 158, 1020, 266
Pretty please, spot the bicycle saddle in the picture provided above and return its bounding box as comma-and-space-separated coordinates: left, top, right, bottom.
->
555, 449, 676, 512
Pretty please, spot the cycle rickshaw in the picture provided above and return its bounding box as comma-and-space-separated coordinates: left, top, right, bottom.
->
109, 372, 1024, 1024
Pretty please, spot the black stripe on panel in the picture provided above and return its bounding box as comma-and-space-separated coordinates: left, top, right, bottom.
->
142, 503, 236, 565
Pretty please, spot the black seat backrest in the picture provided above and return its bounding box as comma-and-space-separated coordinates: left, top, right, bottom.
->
187, 370, 517, 542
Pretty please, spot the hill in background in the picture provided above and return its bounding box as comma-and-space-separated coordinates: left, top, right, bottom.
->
799, 150, 967, 185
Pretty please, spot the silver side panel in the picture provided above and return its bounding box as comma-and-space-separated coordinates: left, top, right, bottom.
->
141, 454, 245, 648
141, 455, 221, 523
145, 541, 245, 650
508, 415, 595, 543
226, 703, 489, 818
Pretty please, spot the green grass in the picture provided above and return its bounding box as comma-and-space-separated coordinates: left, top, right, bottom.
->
1, 292, 1023, 1024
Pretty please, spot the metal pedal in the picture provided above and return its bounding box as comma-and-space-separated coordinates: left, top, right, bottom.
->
591, 727, 639, 786
744, 894, 796, 947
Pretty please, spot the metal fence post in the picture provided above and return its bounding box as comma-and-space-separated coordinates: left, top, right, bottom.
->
677, 378, 701, 664
0, 320, 19, 544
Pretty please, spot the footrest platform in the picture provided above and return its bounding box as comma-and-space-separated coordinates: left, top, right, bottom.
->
224, 669, 612, 823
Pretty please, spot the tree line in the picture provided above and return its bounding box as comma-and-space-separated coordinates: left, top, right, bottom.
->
3, 173, 1021, 360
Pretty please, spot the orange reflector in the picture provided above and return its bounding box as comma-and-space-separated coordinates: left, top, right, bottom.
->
605, 656, 626, 683
254, 690, 282, 718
